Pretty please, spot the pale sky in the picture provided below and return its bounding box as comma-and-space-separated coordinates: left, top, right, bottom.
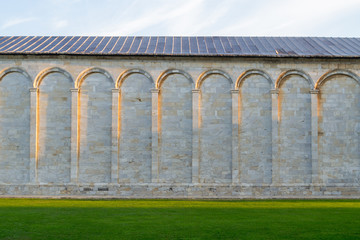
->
1, 0, 360, 37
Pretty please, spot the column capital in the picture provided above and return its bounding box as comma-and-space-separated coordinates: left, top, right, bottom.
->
29, 88, 38, 92
231, 89, 239, 94
310, 89, 320, 94
112, 88, 119, 93
270, 89, 279, 94
192, 89, 200, 93
70, 88, 79, 93
151, 88, 159, 93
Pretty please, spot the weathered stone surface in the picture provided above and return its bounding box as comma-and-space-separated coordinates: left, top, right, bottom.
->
78, 73, 112, 183
0, 55, 359, 198
199, 75, 232, 183
318, 75, 360, 185
38, 72, 72, 183
119, 73, 152, 183
0, 72, 30, 183
277, 75, 312, 184
238, 74, 272, 184
158, 74, 192, 183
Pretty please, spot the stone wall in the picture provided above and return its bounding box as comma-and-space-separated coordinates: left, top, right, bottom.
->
38, 72, 72, 183
0, 55, 359, 198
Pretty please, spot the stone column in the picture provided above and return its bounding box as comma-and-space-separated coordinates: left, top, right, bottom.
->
151, 89, 159, 183
310, 89, 320, 184
231, 90, 240, 184
111, 89, 119, 183
29, 88, 38, 183
271, 89, 279, 185
70, 88, 79, 183
192, 89, 200, 183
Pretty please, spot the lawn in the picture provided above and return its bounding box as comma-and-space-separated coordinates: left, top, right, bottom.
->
0, 199, 359, 240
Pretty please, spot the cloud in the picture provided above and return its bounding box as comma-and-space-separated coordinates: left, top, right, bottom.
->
2, 17, 37, 29
217, 0, 360, 36
99, 0, 205, 35
3, 0, 359, 36
100, 0, 360, 36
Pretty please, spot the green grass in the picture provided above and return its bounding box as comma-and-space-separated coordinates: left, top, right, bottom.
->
0, 199, 359, 240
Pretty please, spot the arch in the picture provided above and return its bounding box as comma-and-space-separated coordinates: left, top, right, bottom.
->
75, 67, 113, 88
156, 69, 193, 89
236, 69, 273, 89
275, 69, 314, 89
315, 69, 360, 89
0, 67, 31, 82
34, 67, 73, 88
196, 69, 233, 89
0, 67, 31, 183
36, 67, 73, 183
116, 68, 153, 89
77, 67, 113, 183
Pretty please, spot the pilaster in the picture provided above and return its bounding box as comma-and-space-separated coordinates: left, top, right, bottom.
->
231, 90, 240, 184
151, 89, 159, 183
192, 89, 200, 183
271, 89, 279, 185
111, 89, 120, 183
310, 89, 320, 184
29, 88, 38, 183
70, 88, 79, 183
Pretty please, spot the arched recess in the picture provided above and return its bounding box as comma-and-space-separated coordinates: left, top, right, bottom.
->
35, 67, 73, 183
156, 69, 193, 183
156, 69, 193, 89
0, 67, 31, 183
116, 69, 153, 183
0, 67, 31, 81
77, 67, 114, 183
34, 67, 73, 88
315, 69, 360, 89
196, 69, 233, 89
276, 69, 314, 89
236, 69, 272, 184
197, 70, 232, 183
236, 69, 273, 89
277, 69, 312, 184
116, 68, 153, 89
76, 67, 114, 88
316, 70, 360, 184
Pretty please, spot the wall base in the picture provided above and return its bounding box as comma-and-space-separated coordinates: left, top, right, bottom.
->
1, 184, 359, 199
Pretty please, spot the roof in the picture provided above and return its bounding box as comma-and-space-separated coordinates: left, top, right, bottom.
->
0, 36, 359, 58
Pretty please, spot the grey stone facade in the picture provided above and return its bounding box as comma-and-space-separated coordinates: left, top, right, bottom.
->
0, 54, 359, 198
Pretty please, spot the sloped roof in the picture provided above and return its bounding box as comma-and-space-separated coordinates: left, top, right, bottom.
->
0, 36, 359, 58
